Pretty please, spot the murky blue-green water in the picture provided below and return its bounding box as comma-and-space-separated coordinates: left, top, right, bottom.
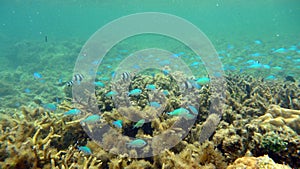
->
0, 0, 299, 108
0, 1, 299, 168
0, 0, 299, 109
1, 0, 299, 42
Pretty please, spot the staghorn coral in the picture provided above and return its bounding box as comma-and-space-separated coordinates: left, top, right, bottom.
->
0, 106, 102, 169
153, 141, 227, 169
1, 72, 299, 169
211, 74, 299, 168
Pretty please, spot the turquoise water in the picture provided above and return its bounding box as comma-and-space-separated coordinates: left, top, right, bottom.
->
1, 0, 300, 41
0, 1, 299, 168
1, 0, 299, 101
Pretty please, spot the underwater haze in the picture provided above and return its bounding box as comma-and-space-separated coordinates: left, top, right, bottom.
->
0, 0, 299, 169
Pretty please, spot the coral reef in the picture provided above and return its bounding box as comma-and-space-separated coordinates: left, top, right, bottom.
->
0, 73, 299, 168
0, 107, 101, 169
227, 155, 291, 169
211, 74, 300, 168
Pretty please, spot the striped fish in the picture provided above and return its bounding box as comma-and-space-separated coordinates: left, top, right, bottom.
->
121, 72, 131, 81
181, 79, 200, 90
73, 73, 84, 82
65, 73, 84, 87
66, 81, 74, 87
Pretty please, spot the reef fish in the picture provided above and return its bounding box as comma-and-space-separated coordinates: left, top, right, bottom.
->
133, 119, 145, 129
146, 84, 156, 91
167, 108, 189, 116
105, 91, 118, 97
78, 146, 92, 155
64, 109, 81, 116
149, 101, 161, 108
247, 62, 270, 69
162, 90, 170, 96
128, 89, 142, 96
188, 105, 199, 115
254, 40, 262, 44
81, 114, 101, 124
273, 47, 287, 53
121, 72, 132, 81
126, 139, 147, 148
33, 72, 42, 79
167, 108, 195, 120
112, 120, 123, 128
73, 73, 84, 82
265, 75, 276, 81
196, 77, 210, 85
94, 81, 105, 87
43, 103, 57, 111
182, 79, 200, 89
66, 73, 84, 86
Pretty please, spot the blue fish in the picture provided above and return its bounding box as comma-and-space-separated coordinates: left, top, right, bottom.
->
167, 108, 195, 120
94, 81, 105, 87
171, 52, 184, 58
265, 75, 276, 81
246, 60, 258, 65
133, 119, 145, 129
43, 103, 57, 111
196, 77, 210, 85
227, 44, 234, 50
273, 47, 287, 53
112, 120, 123, 128
188, 105, 198, 115
263, 64, 271, 69
92, 59, 101, 65
111, 71, 116, 78
286, 56, 292, 60
162, 90, 170, 96
105, 91, 118, 97
78, 146, 92, 155
250, 52, 261, 57
64, 109, 81, 116
146, 84, 156, 91
126, 139, 147, 148
58, 77, 63, 85
272, 66, 283, 71
128, 89, 142, 96
294, 59, 300, 63
81, 114, 101, 124
24, 88, 31, 93
149, 101, 161, 108
254, 40, 262, 45
99, 77, 110, 81
190, 62, 200, 67
161, 69, 170, 75
33, 72, 42, 79
132, 64, 141, 70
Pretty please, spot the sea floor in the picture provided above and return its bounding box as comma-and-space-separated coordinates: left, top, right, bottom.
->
0, 37, 299, 168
